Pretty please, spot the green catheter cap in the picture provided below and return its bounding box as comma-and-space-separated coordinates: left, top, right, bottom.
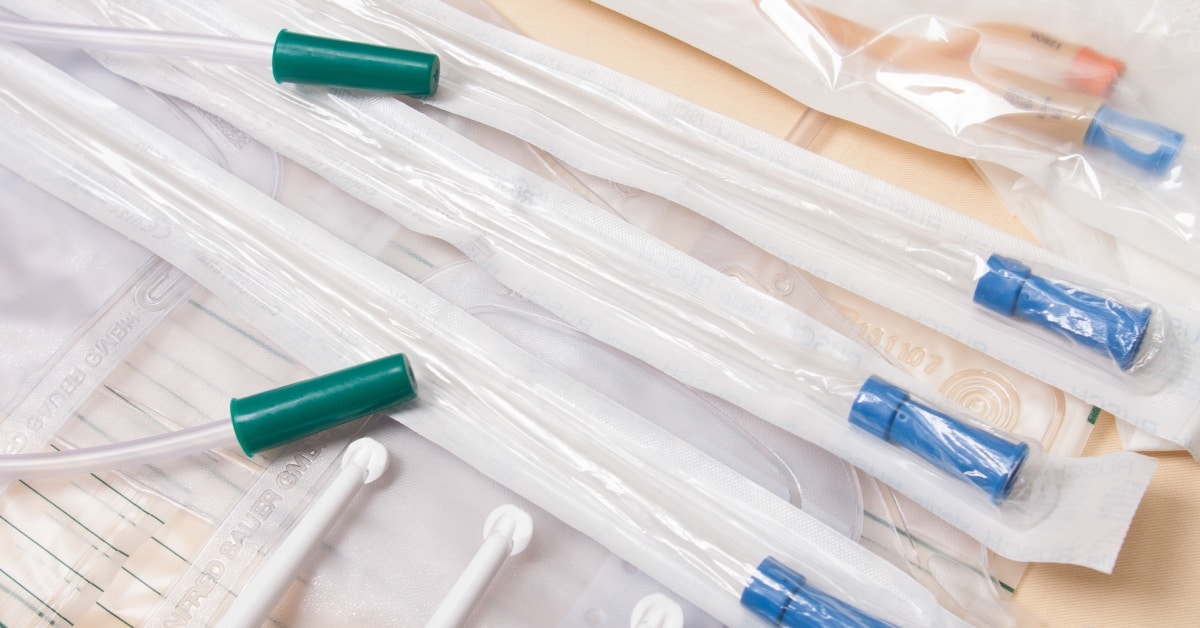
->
230, 353, 418, 456
272, 30, 440, 96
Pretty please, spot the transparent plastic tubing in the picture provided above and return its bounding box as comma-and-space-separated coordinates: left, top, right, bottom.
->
0, 421, 236, 480
0, 16, 271, 63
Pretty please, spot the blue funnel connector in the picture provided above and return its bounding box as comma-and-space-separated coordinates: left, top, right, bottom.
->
741, 557, 894, 628
1085, 105, 1183, 176
973, 254, 1152, 371
849, 377, 1029, 503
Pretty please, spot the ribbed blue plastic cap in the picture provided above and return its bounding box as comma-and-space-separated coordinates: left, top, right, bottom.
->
850, 376, 1029, 503
1018, 273, 1153, 371
1085, 105, 1184, 176
848, 376, 909, 440
741, 557, 895, 627
973, 255, 1032, 316
740, 557, 806, 625
975, 254, 1153, 371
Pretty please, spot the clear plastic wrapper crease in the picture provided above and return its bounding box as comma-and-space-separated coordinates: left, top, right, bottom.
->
0, 42, 963, 627
0, 2, 1158, 574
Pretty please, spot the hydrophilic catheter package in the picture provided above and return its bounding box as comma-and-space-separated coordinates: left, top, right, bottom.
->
0, 25, 1096, 620
595, 0, 1200, 284
589, 0, 1200, 455
0, 0, 1163, 568
53, 0, 1200, 454
0, 0, 1171, 624
0, 40, 980, 627
0, 28, 1099, 623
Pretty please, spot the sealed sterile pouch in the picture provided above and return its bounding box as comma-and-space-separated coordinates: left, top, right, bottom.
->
0, 28, 958, 626
140, 0, 1195, 456
0, 229, 722, 628
428, 98, 1098, 596
0, 25, 1062, 623
972, 159, 1200, 452
6, 0, 1162, 576
595, 0, 1200, 285
0, 42, 976, 628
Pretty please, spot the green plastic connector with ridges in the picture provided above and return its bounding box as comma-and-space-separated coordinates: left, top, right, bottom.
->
271, 30, 439, 96
230, 354, 417, 456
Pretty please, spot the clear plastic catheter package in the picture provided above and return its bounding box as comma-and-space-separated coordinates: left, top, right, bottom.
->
94, 0, 1200, 454
0, 0, 1174, 625
0, 37, 979, 627
595, 0, 1200, 292
7, 0, 1165, 567
0, 22, 1092, 620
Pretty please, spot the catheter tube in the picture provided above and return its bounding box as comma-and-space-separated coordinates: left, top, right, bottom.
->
0, 420, 236, 480
789, 5, 1125, 95
0, 16, 272, 63
763, 3, 1176, 174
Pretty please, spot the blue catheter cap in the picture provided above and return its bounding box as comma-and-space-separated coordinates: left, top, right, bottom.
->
741, 557, 894, 627
973, 254, 1152, 371
1085, 105, 1184, 176
972, 254, 1032, 316
849, 376, 1029, 503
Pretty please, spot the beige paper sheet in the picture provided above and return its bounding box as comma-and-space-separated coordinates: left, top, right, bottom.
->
486, 0, 1200, 624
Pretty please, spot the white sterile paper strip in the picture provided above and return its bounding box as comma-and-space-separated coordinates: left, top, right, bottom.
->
68, 0, 1200, 455
0, 45, 962, 627
4, 2, 1160, 573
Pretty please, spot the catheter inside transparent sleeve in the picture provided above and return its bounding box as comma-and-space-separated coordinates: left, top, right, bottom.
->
0, 42, 967, 624
745, 0, 1200, 263
0, 0, 1160, 573
819, 207, 1176, 383
0, 27, 999, 623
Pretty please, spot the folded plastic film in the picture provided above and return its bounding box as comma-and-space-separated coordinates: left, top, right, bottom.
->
0, 45, 957, 627
28, 0, 1164, 570
0, 164, 194, 466
599, 0, 1200, 277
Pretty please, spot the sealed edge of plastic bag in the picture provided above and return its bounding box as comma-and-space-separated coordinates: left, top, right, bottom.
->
0, 44, 963, 627
0, 260, 193, 462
